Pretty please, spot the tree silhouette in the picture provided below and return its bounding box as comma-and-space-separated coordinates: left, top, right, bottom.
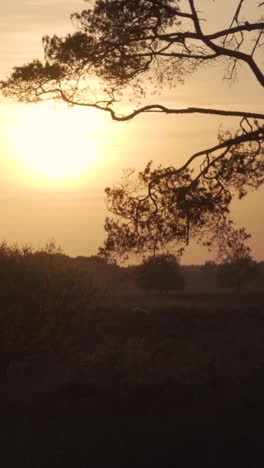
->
133, 254, 185, 293
215, 226, 259, 291
1, 1, 264, 258
217, 255, 258, 292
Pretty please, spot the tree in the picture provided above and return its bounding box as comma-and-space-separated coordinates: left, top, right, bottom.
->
215, 227, 258, 291
1, 1, 264, 259
217, 255, 258, 292
203, 260, 218, 289
133, 254, 185, 293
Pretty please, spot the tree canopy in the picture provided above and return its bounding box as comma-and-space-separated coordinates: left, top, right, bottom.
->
1, 0, 264, 259
215, 229, 259, 291
133, 254, 185, 293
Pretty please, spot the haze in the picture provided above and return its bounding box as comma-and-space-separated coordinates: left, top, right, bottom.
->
0, 0, 263, 263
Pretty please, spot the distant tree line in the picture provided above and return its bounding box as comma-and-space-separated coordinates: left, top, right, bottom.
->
127, 252, 262, 294
0, 240, 262, 377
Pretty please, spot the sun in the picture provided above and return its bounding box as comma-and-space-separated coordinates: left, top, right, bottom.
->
8, 103, 108, 187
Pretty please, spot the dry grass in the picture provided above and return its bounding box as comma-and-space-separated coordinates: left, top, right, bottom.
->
0, 269, 264, 467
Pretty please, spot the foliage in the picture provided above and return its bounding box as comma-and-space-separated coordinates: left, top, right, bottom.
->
203, 260, 218, 289
0, 240, 96, 312
75, 255, 129, 294
0, 241, 97, 371
217, 255, 258, 292
1, 1, 264, 258
214, 228, 259, 291
133, 254, 185, 293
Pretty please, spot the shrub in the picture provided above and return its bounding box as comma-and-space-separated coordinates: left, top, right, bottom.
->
0, 241, 97, 373
133, 254, 185, 294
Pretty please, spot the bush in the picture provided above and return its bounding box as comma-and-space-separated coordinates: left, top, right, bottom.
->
133, 254, 185, 294
0, 241, 97, 373
217, 255, 258, 292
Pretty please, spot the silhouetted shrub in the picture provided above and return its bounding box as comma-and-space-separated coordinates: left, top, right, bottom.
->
133, 254, 185, 293
0, 241, 97, 373
217, 255, 259, 292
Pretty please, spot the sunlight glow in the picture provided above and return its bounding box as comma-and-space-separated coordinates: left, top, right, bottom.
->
8, 103, 109, 187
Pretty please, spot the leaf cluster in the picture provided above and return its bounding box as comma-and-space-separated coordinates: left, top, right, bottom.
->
100, 121, 264, 260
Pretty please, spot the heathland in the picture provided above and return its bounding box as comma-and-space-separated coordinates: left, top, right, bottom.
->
0, 245, 264, 467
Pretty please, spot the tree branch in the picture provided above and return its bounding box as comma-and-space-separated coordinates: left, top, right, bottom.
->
44, 89, 264, 122
148, 127, 264, 186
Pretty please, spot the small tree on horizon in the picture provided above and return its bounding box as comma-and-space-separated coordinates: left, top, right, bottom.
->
217, 255, 258, 292
133, 254, 185, 293
215, 228, 259, 292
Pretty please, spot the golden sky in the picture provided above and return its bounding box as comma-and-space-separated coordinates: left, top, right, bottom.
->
0, 0, 263, 263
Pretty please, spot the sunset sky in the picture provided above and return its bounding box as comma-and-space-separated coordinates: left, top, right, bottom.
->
0, 0, 263, 264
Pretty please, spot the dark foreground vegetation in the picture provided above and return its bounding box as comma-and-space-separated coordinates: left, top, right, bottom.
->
0, 245, 264, 467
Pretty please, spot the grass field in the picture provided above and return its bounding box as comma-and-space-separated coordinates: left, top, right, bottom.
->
1, 292, 264, 467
